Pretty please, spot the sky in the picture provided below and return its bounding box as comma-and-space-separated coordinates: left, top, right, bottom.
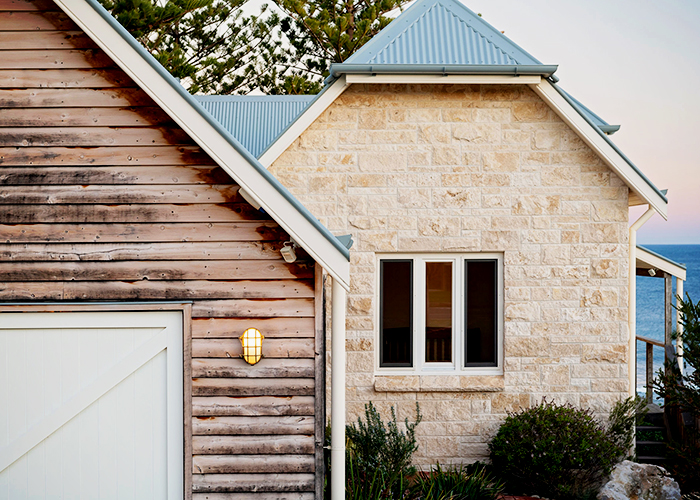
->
444, 0, 700, 244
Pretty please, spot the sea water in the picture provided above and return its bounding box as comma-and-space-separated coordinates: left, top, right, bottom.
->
635, 244, 700, 395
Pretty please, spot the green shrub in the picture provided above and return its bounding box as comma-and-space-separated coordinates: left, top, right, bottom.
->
488, 400, 623, 499
410, 462, 504, 500
324, 401, 422, 499
606, 395, 647, 460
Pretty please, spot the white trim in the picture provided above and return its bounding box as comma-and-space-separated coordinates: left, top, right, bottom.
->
345, 74, 541, 85
53, 0, 350, 290
636, 246, 687, 281
330, 278, 346, 500
531, 80, 667, 220
375, 253, 504, 376
259, 76, 350, 169
629, 208, 655, 397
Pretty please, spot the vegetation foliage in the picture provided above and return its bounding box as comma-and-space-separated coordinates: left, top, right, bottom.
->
488, 399, 634, 500
652, 293, 700, 492
410, 462, 504, 500
97, 0, 413, 94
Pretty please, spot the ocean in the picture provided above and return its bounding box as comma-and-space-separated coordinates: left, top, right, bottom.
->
635, 244, 700, 395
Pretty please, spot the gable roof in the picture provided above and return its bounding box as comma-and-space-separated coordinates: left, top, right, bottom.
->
195, 95, 314, 157
347, 0, 540, 66
53, 0, 350, 289
257, 0, 667, 217
329, 0, 557, 79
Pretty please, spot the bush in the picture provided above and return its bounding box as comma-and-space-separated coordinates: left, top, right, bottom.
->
651, 293, 700, 493
606, 395, 647, 460
325, 401, 422, 499
488, 400, 624, 499
410, 462, 504, 500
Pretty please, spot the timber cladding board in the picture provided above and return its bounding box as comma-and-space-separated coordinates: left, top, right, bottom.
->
0, 4, 321, 496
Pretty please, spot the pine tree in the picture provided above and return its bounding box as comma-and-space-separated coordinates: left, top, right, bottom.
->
265, 0, 411, 94
98, 0, 283, 94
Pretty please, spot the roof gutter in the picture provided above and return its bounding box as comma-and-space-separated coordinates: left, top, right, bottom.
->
327, 63, 558, 83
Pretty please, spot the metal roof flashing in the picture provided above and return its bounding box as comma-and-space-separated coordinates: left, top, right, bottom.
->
62, 0, 350, 270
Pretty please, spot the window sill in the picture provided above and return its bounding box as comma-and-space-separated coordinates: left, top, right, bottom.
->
374, 375, 504, 393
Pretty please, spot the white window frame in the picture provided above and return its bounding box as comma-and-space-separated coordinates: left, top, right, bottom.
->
375, 253, 504, 376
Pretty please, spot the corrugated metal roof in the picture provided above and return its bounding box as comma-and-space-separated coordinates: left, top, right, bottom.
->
194, 95, 315, 158
345, 0, 541, 66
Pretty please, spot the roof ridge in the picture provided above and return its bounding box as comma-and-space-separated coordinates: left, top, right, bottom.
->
345, 0, 542, 67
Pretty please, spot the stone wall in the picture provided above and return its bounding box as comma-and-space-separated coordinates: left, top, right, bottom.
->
269, 84, 630, 465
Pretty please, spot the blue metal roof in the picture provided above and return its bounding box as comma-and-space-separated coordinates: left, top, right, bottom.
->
195, 95, 315, 158
344, 0, 542, 67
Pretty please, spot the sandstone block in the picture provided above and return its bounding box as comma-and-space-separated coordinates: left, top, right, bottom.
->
453, 123, 501, 143
483, 151, 520, 172
433, 188, 480, 208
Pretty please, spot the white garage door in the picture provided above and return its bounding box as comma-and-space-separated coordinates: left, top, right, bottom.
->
0, 310, 183, 500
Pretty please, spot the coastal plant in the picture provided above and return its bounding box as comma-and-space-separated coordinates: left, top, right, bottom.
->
651, 293, 700, 492
410, 462, 504, 500
324, 401, 422, 499
606, 395, 648, 460
488, 399, 624, 500
345, 401, 422, 498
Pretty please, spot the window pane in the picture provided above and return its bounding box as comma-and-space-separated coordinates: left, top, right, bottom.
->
425, 262, 452, 363
465, 260, 497, 365
380, 260, 412, 367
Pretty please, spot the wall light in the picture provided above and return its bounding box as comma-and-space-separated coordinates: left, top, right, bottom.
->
280, 240, 298, 263
648, 268, 657, 277
240, 327, 264, 365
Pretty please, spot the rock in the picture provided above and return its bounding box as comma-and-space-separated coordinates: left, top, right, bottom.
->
598, 460, 681, 500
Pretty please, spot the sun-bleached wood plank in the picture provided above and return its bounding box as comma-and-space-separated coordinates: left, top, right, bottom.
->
0, 241, 283, 261
0, 31, 97, 49
192, 396, 314, 417
0, 203, 263, 223
192, 299, 315, 318
0, 145, 214, 165
0, 88, 154, 107
0, 0, 60, 11
0, 166, 228, 185
193, 455, 314, 474
0, 49, 114, 69
0, 127, 193, 147
192, 473, 314, 493
192, 338, 314, 358
191, 417, 314, 440
0, 184, 238, 204
192, 358, 315, 378
0, 11, 77, 30
190, 433, 313, 455
0, 280, 314, 302
192, 317, 314, 339
0, 107, 170, 126
0, 260, 311, 281
192, 378, 314, 397
192, 493, 313, 500
0, 222, 285, 243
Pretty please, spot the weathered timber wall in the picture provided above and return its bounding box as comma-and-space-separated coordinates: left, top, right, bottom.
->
0, 1, 321, 498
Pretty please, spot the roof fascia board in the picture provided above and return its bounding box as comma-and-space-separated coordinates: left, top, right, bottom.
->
531, 80, 668, 220
345, 74, 541, 85
259, 76, 350, 168
329, 64, 557, 81
636, 246, 686, 280
54, 0, 350, 289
